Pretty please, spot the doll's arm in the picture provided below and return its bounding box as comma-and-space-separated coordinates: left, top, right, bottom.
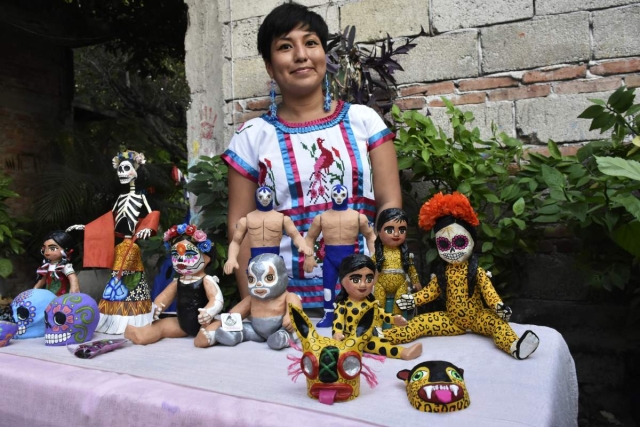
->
358, 214, 376, 254
408, 254, 422, 291
282, 292, 302, 332
153, 280, 178, 320
229, 295, 252, 319
396, 275, 440, 310
332, 302, 347, 340
477, 268, 502, 308
68, 273, 80, 293
283, 216, 313, 256
223, 217, 248, 275
33, 276, 45, 289
303, 216, 322, 273
198, 276, 224, 325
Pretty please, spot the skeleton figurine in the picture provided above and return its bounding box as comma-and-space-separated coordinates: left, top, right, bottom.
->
304, 184, 376, 327
385, 192, 539, 360
67, 150, 160, 334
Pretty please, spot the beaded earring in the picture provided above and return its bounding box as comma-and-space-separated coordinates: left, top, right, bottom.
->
324, 74, 332, 112
269, 79, 277, 119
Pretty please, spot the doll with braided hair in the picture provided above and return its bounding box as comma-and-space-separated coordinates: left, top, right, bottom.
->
387, 192, 539, 360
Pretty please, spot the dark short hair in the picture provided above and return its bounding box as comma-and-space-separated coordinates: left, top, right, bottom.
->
338, 254, 375, 283
43, 230, 76, 253
257, 2, 329, 63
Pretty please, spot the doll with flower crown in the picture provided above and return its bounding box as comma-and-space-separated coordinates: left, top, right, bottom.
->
386, 192, 540, 360
125, 224, 222, 345
33, 230, 79, 296
67, 149, 160, 334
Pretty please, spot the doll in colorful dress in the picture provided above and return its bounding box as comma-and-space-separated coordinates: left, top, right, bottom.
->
67, 149, 160, 334
33, 230, 79, 296
372, 208, 421, 320
332, 254, 422, 360
125, 224, 222, 345
387, 192, 539, 359
303, 184, 376, 327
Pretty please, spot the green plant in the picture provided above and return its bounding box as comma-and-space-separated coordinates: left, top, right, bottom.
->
0, 174, 30, 278
185, 155, 238, 309
392, 99, 531, 289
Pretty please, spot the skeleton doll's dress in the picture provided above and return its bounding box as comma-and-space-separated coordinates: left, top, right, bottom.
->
82, 191, 160, 334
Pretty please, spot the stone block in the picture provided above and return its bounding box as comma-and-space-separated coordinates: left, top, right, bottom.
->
481, 13, 590, 73
340, 0, 429, 42
218, 0, 286, 23
426, 101, 515, 139
431, 0, 533, 33
536, 0, 637, 15
396, 30, 479, 84
222, 17, 260, 59
593, 5, 640, 59
222, 57, 271, 100
515, 91, 617, 143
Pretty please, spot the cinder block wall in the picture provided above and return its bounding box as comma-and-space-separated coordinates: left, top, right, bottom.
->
185, 0, 640, 164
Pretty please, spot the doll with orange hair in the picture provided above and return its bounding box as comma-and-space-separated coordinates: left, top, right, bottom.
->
386, 192, 539, 360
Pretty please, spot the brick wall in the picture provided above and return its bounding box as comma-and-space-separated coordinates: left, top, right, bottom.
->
186, 0, 640, 156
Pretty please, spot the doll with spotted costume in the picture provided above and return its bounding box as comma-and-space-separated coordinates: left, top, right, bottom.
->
332, 254, 422, 360
387, 192, 539, 360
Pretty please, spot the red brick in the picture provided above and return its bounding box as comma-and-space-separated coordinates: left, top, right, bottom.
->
487, 85, 551, 102
626, 74, 640, 88
590, 58, 640, 76
554, 77, 622, 95
399, 81, 455, 97
523, 144, 582, 158
233, 102, 243, 112
428, 92, 485, 107
522, 65, 587, 84
246, 98, 272, 110
458, 76, 519, 92
394, 98, 426, 110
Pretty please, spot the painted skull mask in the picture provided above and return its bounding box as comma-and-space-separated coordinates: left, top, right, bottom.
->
44, 293, 99, 346
331, 184, 348, 207
397, 360, 470, 412
247, 253, 288, 300
289, 303, 375, 404
11, 289, 56, 338
0, 320, 18, 347
117, 160, 138, 184
171, 239, 207, 276
435, 223, 474, 264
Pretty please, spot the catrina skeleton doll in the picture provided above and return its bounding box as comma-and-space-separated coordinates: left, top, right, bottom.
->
385, 192, 539, 360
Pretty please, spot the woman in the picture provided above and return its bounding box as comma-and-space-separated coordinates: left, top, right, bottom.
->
222, 3, 401, 308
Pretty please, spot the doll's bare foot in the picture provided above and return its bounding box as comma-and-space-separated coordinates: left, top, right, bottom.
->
194, 328, 216, 348
400, 342, 423, 360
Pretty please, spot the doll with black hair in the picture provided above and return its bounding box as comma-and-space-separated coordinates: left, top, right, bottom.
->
332, 253, 422, 360
372, 208, 422, 319
124, 224, 222, 345
33, 230, 79, 296
388, 192, 540, 360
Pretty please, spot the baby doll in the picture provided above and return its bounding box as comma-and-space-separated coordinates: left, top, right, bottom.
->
372, 208, 422, 319
199, 253, 301, 350
33, 230, 79, 295
333, 253, 422, 360
124, 224, 222, 345
387, 192, 539, 360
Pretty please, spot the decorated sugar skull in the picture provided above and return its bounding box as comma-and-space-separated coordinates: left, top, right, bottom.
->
44, 293, 99, 346
288, 303, 376, 404
247, 253, 287, 300
112, 150, 145, 185
331, 184, 348, 209
11, 289, 56, 338
255, 186, 273, 211
0, 320, 18, 347
397, 360, 470, 412
164, 224, 213, 276
435, 223, 474, 264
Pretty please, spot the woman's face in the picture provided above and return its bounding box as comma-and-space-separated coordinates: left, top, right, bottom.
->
378, 219, 408, 248
42, 239, 63, 263
341, 266, 376, 302
265, 25, 326, 99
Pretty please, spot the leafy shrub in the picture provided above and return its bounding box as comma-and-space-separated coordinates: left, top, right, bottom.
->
0, 174, 30, 278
